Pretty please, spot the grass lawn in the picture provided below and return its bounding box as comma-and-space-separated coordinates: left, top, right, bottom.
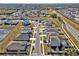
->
41, 36, 47, 40
28, 40, 35, 43
44, 43, 50, 55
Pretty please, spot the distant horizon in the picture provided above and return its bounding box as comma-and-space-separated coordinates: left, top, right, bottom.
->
0, 3, 79, 8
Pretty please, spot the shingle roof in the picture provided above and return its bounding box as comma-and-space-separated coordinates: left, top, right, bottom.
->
49, 36, 60, 47
14, 33, 29, 41
47, 32, 59, 37
60, 40, 68, 47
0, 28, 11, 41
6, 42, 26, 51
22, 20, 30, 26
4, 20, 18, 25
46, 28, 58, 33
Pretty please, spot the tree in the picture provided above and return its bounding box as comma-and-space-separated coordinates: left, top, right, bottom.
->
51, 13, 57, 18
65, 47, 78, 56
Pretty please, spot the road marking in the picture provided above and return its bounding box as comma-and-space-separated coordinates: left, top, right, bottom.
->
40, 25, 45, 55
29, 25, 36, 55
41, 34, 45, 55
29, 39, 34, 55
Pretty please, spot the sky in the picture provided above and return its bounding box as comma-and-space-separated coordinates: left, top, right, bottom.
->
0, 0, 79, 3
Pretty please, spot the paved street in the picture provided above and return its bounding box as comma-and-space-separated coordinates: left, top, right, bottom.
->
31, 22, 42, 55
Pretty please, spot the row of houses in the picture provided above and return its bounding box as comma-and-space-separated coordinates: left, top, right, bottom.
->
0, 9, 48, 23
5, 19, 32, 55
44, 20, 69, 51
23, 10, 48, 14
58, 8, 79, 22
0, 18, 31, 26
0, 19, 19, 25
